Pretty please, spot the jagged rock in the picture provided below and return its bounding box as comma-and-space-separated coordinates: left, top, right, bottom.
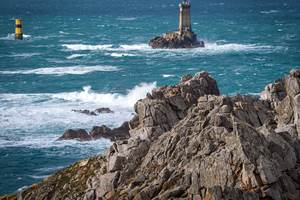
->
3, 69, 300, 200
149, 31, 204, 49
57, 129, 91, 141
109, 122, 130, 141
261, 69, 300, 134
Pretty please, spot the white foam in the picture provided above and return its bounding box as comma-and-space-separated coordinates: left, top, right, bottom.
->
0, 33, 31, 40
0, 53, 41, 58
109, 53, 136, 57
0, 83, 156, 148
116, 17, 137, 21
52, 82, 156, 107
66, 54, 87, 59
62, 44, 113, 51
61, 42, 276, 56
119, 44, 150, 51
59, 31, 69, 35
190, 42, 273, 55
260, 10, 279, 14
0, 65, 119, 75
162, 74, 175, 78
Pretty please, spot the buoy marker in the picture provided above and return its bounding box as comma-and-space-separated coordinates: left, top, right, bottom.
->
15, 19, 23, 40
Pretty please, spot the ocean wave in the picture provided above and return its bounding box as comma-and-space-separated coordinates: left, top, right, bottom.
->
118, 44, 150, 51
0, 53, 41, 58
162, 74, 175, 78
0, 33, 31, 40
0, 65, 119, 75
0, 135, 112, 149
116, 17, 137, 21
66, 54, 88, 59
52, 82, 156, 107
196, 42, 273, 54
109, 53, 136, 57
62, 44, 113, 51
62, 42, 275, 55
0, 83, 156, 132
260, 10, 279, 14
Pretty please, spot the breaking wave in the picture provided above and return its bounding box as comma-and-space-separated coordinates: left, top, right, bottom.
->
0, 82, 156, 148
52, 82, 156, 107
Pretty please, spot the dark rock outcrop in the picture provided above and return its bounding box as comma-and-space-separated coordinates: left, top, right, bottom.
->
58, 123, 130, 142
3, 69, 300, 200
149, 31, 204, 49
72, 108, 114, 116
90, 122, 130, 141
57, 129, 92, 141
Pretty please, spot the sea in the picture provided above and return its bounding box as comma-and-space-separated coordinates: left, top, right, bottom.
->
0, 0, 299, 195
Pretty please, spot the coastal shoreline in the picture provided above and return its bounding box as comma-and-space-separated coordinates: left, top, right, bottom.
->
1, 69, 300, 200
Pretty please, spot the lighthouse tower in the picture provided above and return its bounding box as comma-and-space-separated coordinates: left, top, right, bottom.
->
179, 0, 192, 34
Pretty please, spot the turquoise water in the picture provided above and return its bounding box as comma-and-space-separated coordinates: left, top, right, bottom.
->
0, 0, 299, 194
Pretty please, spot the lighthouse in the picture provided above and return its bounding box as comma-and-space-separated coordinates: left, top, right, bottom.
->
149, 0, 204, 48
179, 0, 192, 34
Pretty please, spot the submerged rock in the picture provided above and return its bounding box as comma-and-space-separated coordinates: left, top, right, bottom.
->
149, 31, 204, 49
3, 69, 300, 200
72, 108, 114, 116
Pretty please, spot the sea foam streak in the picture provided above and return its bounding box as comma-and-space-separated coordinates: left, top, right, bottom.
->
0, 65, 119, 75
66, 54, 88, 59
62, 44, 113, 51
0, 33, 31, 40
62, 42, 275, 55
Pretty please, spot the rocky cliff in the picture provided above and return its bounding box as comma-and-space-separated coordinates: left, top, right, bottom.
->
1, 69, 300, 200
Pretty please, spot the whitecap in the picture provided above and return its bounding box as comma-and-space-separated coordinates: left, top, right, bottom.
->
109, 53, 136, 57
0, 65, 119, 75
66, 54, 87, 59
118, 44, 151, 51
0, 52, 41, 58
52, 83, 156, 107
260, 10, 279, 14
116, 17, 136, 21
162, 74, 175, 78
62, 44, 113, 51
59, 31, 70, 35
0, 33, 31, 40
28, 175, 49, 179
